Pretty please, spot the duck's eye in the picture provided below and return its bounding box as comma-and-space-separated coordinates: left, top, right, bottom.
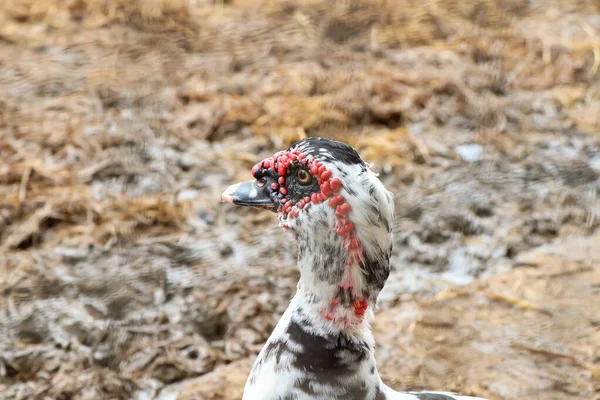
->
296, 169, 312, 185
257, 177, 267, 187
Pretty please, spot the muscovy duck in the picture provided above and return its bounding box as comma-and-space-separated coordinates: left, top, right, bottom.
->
222, 137, 486, 400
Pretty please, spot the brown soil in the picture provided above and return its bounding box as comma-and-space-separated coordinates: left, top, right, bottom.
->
1, 1, 599, 399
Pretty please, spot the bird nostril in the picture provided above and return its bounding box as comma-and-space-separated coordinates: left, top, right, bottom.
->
257, 177, 266, 187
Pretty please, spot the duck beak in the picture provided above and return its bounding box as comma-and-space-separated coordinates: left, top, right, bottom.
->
221, 179, 277, 211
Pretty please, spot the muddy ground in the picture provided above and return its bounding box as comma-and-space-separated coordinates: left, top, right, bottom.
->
1, 1, 600, 399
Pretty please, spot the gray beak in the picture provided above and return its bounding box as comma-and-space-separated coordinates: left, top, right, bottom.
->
221, 179, 277, 211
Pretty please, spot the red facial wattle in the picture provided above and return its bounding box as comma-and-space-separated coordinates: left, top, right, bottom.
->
251, 149, 351, 226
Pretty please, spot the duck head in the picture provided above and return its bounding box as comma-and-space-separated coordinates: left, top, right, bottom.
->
222, 137, 394, 327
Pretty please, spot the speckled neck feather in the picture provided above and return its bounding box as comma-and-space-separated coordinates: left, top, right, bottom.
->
241, 138, 486, 400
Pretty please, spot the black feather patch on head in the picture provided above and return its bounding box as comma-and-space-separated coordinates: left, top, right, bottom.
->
291, 137, 366, 167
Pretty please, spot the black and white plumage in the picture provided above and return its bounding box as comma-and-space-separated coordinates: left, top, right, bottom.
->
222, 138, 486, 400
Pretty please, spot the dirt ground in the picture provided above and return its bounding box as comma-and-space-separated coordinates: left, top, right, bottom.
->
1, 0, 599, 399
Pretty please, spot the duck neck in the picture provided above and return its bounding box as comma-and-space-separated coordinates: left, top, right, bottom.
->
244, 289, 390, 400
294, 224, 391, 329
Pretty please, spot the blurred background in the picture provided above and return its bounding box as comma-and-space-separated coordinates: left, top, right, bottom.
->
1, 0, 599, 399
